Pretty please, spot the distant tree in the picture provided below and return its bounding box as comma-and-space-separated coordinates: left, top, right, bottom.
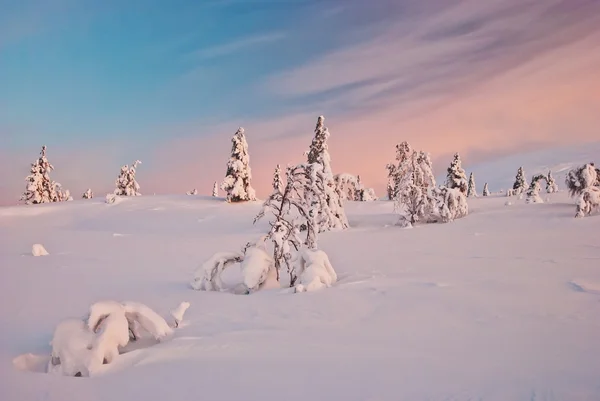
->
445, 153, 468, 194
546, 170, 558, 193
466, 172, 477, 197
482, 183, 490, 196
565, 163, 598, 197
385, 163, 397, 200
82, 188, 93, 199
186, 188, 198, 195
20, 146, 70, 205
221, 127, 256, 203
114, 160, 142, 196
512, 166, 528, 195
212, 182, 218, 197
272, 164, 284, 194
304, 116, 348, 231
526, 175, 544, 204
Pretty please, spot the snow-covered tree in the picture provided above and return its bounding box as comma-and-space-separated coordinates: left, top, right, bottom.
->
482, 183, 490, 196
526, 176, 544, 204
445, 153, 468, 194
304, 116, 349, 231
114, 160, 142, 196
565, 163, 598, 197
212, 182, 218, 197
294, 248, 338, 293
430, 186, 468, 223
272, 164, 284, 194
221, 127, 256, 203
186, 188, 198, 195
20, 146, 70, 205
385, 163, 397, 200
575, 187, 600, 218
546, 170, 558, 193
512, 166, 528, 195
467, 172, 477, 197
82, 189, 93, 199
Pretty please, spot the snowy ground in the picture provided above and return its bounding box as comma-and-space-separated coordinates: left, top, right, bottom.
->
1, 189, 600, 401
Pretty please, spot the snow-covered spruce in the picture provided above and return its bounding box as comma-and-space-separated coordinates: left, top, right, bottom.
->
565, 163, 598, 197
512, 166, 528, 195
221, 127, 256, 203
483, 183, 490, 197
546, 170, 558, 193
445, 153, 468, 195
20, 146, 71, 205
294, 248, 337, 293
191, 251, 244, 291
273, 164, 284, 194
82, 188, 93, 199
385, 163, 397, 200
186, 188, 198, 195
525, 177, 544, 204
114, 160, 142, 196
305, 116, 349, 231
212, 181, 219, 197
467, 172, 477, 197
575, 187, 600, 218
429, 186, 469, 223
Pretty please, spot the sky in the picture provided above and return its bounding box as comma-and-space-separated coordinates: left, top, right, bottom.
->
1, 0, 599, 204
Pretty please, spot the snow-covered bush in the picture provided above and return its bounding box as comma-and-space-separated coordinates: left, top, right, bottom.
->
525, 178, 544, 204
186, 188, 198, 195
87, 308, 130, 376
294, 248, 337, 293
334, 173, 377, 201
467, 172, 477, 197
32, 243, 49, 256
20, 146, 71, 205
114, 160, 142, 196
221, 127, 257, 202
565, 163, 598, 197
82, 188, 93, 199
105, 193, 117, 204
305, 116, 349, 230
47, 318, 95, 377
121, 301, 175, 342
575, 187, 600, 218
358, 187, 378, 201
240, 243, 277, 293
430, 186, 469, 223
446, 153, 468, 194
546, 170, 558, 193
212, 182, 219, 197
482, 183, 490, 196
513, 166, 528, 195
191, 251, 244, 291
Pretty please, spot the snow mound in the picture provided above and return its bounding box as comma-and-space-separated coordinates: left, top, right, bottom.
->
295, 249, 337, 293
569, 279, 600, 295
31, 243, 49, 256
48, 318, 95, 377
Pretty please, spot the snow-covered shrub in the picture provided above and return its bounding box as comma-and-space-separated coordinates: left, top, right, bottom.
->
385, 163, 397, 200
82, 188, 93, 199
513, 167, 528, 195
294, 248, 337, 293
221, 127, 257, 202
20, 146, 70, 205
467, 172, 477, 197
430, 186, 469, 223
212, 181, 219, 197
105, 193, 117, 204
305, 116, 349, 230
565, 163, 598, 197
359, 187, 378, 201
525, 178, 544, 204
191, 251, 244, 291
87, 308, 130, 376
114, 160, 142, 196
482, 183, 490, 197
575, 187, 600, 218
240, 244, 277, 293
47, 318, 95, 377
546, 170, 558, 193
446, 153, 468, 194
32, 243, 49, 256
121, 301, 175, 342
334, 173, 377, 201
170, 301, 190, 328
186, 188, 198, 195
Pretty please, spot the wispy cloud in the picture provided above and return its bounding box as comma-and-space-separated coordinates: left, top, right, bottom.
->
186, 32, 286, 61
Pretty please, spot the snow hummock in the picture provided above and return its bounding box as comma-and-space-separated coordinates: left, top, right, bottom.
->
31, 243, 49, 256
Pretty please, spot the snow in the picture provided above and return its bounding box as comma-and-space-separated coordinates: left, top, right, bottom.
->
295, 248, 337, 293
1, 152, 600, 399
31, 244, 49, 256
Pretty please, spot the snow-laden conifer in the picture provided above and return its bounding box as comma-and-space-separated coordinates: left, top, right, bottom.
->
221, 127, 256, 203
212, 182, 218, 197
482, 183, 490, 196
565, 163, 598, 197
304, 116, 348, 231
526, 177, 544, 204
445, 153, 468, 194
512, 167, 528, 195
546, 170, 558, 193
467, 172, 477, 197
20, 146, 69, 205
82, 189, 93, 199
114, 160, 142, 196
273, 164, 284, 194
